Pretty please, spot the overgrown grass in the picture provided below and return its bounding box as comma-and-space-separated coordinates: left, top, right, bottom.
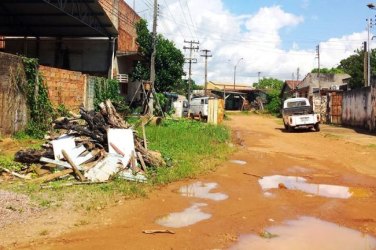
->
0, 155, 23, 171
146, 119, 233, 184
1, 119, 233, 211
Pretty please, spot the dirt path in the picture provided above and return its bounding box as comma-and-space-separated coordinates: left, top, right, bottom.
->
5, 115, 376, 249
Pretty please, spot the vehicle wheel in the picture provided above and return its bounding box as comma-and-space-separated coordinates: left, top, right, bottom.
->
314, 123, 320, 132
287, 125, 294, 132
283, 122, 288, 130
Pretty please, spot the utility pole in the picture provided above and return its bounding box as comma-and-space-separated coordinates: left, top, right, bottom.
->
233, 58, 244, 90
296, 67, 300, 82
184, 40, 199, 106
364, 41, 368, 87
150, 0, 158, 85
316, 44, 321, 89
200, 49, 212, 95
367, 18, 372, 87
258, 71, 261, 82
147, 0, 158, 115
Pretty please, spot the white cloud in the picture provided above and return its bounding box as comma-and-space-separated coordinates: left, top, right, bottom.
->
126, 0, 368, 86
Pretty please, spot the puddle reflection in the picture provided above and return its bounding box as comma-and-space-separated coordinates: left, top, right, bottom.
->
229, 216, 376, 250
259, 175, 352, 199
156, 203, 211, 228
179, 182, 229, 201
229, 160, 247, 165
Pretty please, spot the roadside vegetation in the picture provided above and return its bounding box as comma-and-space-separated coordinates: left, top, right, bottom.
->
0, 118, 232, 211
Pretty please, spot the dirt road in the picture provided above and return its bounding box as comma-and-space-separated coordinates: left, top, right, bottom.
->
10, 115, 376, 249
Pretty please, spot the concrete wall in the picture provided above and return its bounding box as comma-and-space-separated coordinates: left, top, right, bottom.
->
4, 38, 111, 75
0, 52, 28, 136
40, 65, 87, 112
342, 86, 375, 130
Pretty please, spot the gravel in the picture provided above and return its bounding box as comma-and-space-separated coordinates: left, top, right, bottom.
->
0, 190, 41, 228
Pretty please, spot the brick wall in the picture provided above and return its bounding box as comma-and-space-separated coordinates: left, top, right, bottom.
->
117, 1, 140, 52
0, 52, 28, 135
39, 66, 87, 111
99, 0, 140, 53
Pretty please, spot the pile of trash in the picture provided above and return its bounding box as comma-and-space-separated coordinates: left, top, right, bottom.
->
11, 100, 165, 185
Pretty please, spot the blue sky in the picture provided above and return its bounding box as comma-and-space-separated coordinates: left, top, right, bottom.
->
222, 0, 371, 50
129, 0, 375, 84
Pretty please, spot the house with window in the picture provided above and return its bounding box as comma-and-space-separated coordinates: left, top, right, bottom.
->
296, 73, 351, 120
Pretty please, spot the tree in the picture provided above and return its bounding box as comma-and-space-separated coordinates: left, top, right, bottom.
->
311, 67, 344, 74
132, 19, 185, 93
253, 77, 283, 90
337, 48, 376, 89
253, 77, 284, 115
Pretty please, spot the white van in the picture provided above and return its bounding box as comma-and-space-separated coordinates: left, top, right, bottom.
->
189, 97, 209, 120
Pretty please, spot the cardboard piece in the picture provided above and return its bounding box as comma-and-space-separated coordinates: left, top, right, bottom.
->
84, 154, 123, 182
51, 135, 75, 160
108, 128, 137, 167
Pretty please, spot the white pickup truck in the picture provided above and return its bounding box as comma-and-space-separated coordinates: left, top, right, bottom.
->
282, 97, 320, 132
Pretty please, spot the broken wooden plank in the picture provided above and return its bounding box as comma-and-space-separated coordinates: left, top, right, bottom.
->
137, 152, 147, 172
142, 230, 175, 234
243, 172, 263, 179
62, 150, 86, 182
40, 181, 108, 189
31, 168, 74, 183
142, 122, 147, 150
0, 167, 31, 180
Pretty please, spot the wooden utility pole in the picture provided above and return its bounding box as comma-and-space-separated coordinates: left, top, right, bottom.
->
200, 49, 212, 95
364, 41, 368, 87
148, 0, 158, 115
316, 44, 321, 89
184, 40, 199, 106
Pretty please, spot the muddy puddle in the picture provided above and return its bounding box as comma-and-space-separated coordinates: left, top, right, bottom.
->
156, 203, 211, 228
179, 182, 229, 201
229, 216, 376, 250
259, 175, 354, 199
229, 160, 247, 165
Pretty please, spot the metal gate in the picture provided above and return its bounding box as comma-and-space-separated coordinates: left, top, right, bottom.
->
328, 92, 343, 124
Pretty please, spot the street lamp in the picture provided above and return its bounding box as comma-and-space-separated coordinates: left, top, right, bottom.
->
233, 58, 243, 90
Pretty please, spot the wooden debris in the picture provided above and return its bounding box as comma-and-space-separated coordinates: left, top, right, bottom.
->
243, 172, 263, 179
142, 230, 175, 234
40, 181, 107, 189
62, 150, 86, 181
15, 148, 54, 164
13, 99, 166, 184
142, 123, 147, 150
31, 169, 74, 183
0, 167, 31, 180
137, 152, 147, 172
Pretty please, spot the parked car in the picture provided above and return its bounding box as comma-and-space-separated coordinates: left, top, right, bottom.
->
282, 97, 320, 132
189, 97, 209, 121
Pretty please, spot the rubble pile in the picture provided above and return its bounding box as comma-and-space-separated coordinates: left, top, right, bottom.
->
11, 100, 165, 184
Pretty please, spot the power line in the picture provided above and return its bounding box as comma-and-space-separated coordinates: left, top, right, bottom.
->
177, 0, 194, 39
161, 0, 186, 40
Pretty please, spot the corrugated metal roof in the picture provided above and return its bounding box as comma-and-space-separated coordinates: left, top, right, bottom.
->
0, 0, 117, 37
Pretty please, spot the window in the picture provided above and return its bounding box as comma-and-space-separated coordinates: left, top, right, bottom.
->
205, 99, 208, 104
201, 99, 204, 104
286, 101, 308, 108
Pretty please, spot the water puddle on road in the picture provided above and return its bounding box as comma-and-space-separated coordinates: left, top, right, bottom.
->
259, 175, 353, 199
229, 160, 247, 165
229, 217, 376, 250
179, 182, 229, 201
155, 203, 211, 228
